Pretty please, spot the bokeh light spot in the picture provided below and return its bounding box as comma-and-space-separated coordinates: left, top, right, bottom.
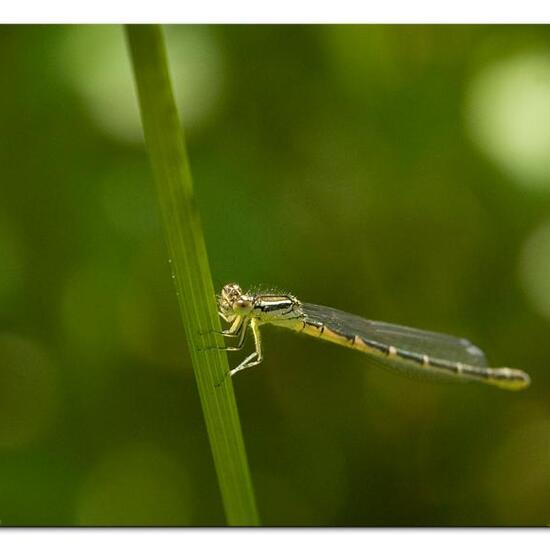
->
77, 444, 193, 525
518, 219, 550, 319
57, 25, 224, 143
466, 51, 550, 189
0, 333, 58, 448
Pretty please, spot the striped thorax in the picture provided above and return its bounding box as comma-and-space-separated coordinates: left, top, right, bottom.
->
218, 283, 304, 324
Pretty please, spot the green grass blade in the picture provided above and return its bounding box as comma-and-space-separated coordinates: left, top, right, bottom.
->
125, 24, 260, 526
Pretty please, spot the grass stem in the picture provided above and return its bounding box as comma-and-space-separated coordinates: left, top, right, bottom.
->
126, 24, 259, 526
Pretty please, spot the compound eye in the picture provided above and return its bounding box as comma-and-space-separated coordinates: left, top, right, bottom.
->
228, 284, 241, 295
221, 283, 242, 300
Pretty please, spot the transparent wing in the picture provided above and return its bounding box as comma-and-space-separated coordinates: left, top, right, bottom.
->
302, 303, 487, 367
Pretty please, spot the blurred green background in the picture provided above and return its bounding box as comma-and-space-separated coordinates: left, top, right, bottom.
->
1, 24, 550, 526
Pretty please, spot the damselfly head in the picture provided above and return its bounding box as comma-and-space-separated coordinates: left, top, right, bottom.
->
219, 283, 254, 319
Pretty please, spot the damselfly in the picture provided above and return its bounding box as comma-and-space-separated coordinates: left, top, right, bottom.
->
217, 283, 530, 390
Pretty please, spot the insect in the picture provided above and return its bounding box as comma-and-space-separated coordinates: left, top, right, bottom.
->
216, 283, 530, 390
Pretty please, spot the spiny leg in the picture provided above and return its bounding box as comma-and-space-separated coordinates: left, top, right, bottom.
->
224, 318, 250, 351
221, 316, 244, 337
199, 314, 241, 337
199, 317, 247, 352
212, 312, 245, 337
230, 319, 263, 377
218, 311, 230, 323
